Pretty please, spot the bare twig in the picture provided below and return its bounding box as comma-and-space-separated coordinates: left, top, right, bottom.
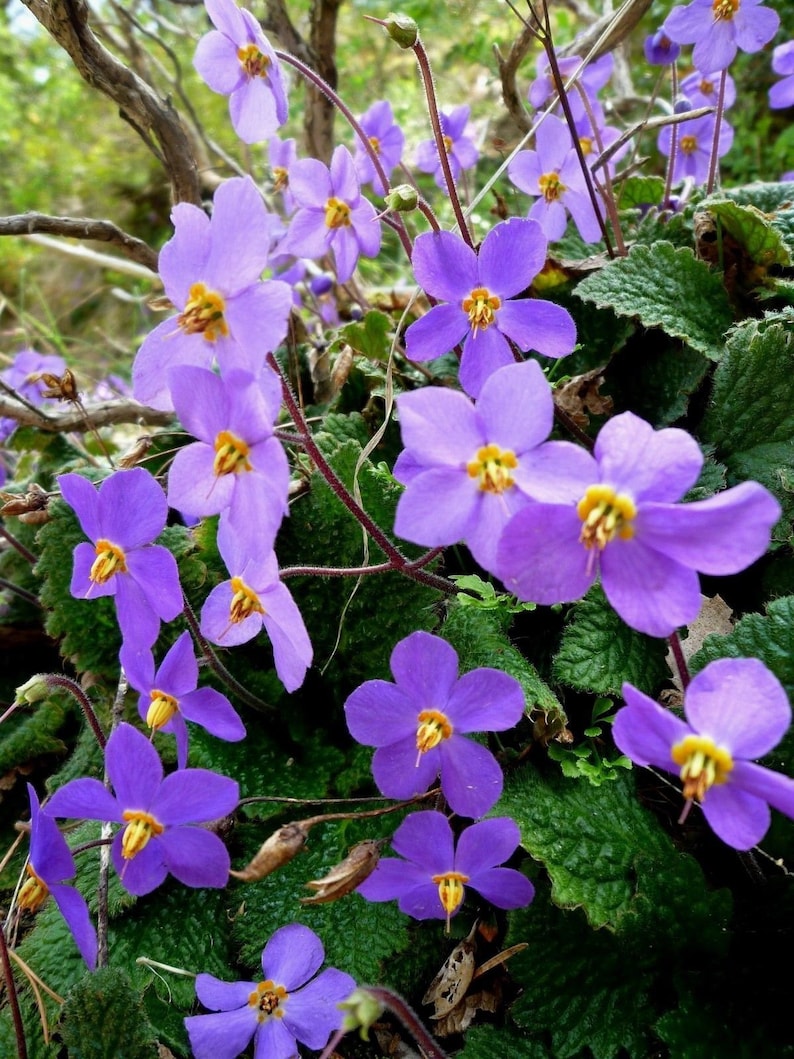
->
0, 395, 173, 433
494, 19, 537, 135
0, 214, 158, 271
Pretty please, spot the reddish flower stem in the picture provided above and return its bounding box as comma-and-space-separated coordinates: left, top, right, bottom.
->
0, 924, 27, 1059
662, 62, 681, 209
0, 524, 37, 565
668, 630, 691, 689
43, 674, 106, 750
706, 70, 728, 195
363, 986, 449, 1059
280, 547, 444, 580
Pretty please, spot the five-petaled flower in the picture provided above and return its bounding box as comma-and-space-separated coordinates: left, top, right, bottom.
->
59, 468, 183, 653
18, 785, 97, 968
613, 658, 794, 850
44, 723, 239, 896
497, 411, 781, 638
404, 218, 576, 397
415, 104, 479, 190
354, 99, 406, 196
185, 923, 355, 1059
357, 811, 534, 929
193, 0, 289, 143
345, 631, 524, 818
664, 0, 779, 74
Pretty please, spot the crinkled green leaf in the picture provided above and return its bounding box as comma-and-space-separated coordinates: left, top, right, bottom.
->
719, 181, 794, 252
618, 175, 665, 211
336, 310, 394, 361
553, 585, 670, 696
0, 697, 71, 777
459, 1022, 551, 1058
605, 335, 709, 425
697, 197, 791, 269
59, 966, 157, 1059
575, 242, 733, 361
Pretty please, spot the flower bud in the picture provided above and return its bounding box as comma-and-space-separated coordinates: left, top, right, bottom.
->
15, 675, 50, 706
383, 12, 418, 48
339, 988, 384, 1039
384, 183, 418, 212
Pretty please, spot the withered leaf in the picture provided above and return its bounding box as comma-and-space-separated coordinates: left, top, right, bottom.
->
554, 368, 613, 428
301, 838, 384, 904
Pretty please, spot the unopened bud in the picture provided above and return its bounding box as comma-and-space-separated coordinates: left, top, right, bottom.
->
339, 987, 384, 1039
383, 12, 419, 48
384, 184, 418, 212
15, 675, 50, 706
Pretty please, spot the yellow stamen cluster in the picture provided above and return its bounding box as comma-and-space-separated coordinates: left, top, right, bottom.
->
712, 0, 739, 20
90, 539, 128, 584
272, 166, 288, 192
325, 197, 352, 229
577, 484, 637, 550
177, 283, 229, 343
368, 135, 382, 155
680, 135, 698, 155
18, 865, 49, 913
248, 980, 288, 1023
699, 78, 715, 95
442, 135, 453, 155
213, 430, 252, 477
415, 709, 453, 754
462, 286, 501, 336
467, 443, 518, 495
120, 810, 164, 860
229, 577, 265, 624
579, 136, 593, 157
237, 44, 270, 78
432, 870, 469, 928
671, 734, 734, 802
539, 171, 565, 202
146, 689, 179, 731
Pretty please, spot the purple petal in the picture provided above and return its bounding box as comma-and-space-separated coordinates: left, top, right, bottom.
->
27, 785, 74, 884
229, 78, 279, 144
120, 643, 156, 696
700, 782, 770, 850
96, 468, 167, 548
508, 150, 543, 195
497, 504, 593, 604
106, 722, 163, 809
345, 681, 420, 746
195, 974, 257, 1011
132, 318, 216, 411
411, 230, 477, 302
155, 631, 198, 696
112, 832, 168, 896
468, 866, 535, 909
404, 304, 468, 363
206, 177, 273, 289
262, 923, 323, 990
458, 327, 515, 398
58, 473, 101, 541
260, 582, 313, 692
600, 537, 702, 637
476, 360, 553, 453
515, 440, 597, 503
153, 769, 239, 825
282, 968, 355, 1048
114, 573, 163, 652
193, 31, 243, 94
168, 444, 232, 517
465, 486, 532, 574
398, 882, 450, 920
330, 226, 360, 283
731, 760, 794, 821
356, 857, 430, 902
392, 810, 454, 872
455, 817, 520, 875
125, 546, 183, 621
394, 469, 480, 550
395, 387, 483, 466
159, 827, 231, 888
497, 299, 576, 359
253, 1016, 299, 1059
204, 0, 248, 40
389, 632, 459, 705
439, 737, 504, 817
50, 884, 98, 968
224, 281, 292, 362
613, 686, 690, 769
445, 669, 525, 732
186, 1006, 257, 1059
180, 688, 246, 742
478, 218, 547, 297
201, 581, 263, 647
371, 737, 440, 799
45, 778, 122, 823
594, 413, 703, 501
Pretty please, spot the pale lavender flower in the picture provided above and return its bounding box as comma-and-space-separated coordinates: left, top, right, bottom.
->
194, 0, 288, 143
614, 658, 794, 850
277, 145, 381, 283
18, 785, 97, 968
358, 811, 534, 928
658, 112, 734, 185
185, 924, 355, 1059
132, 176, 292, 410
354, 99, 405, 196
268, 134, 298, 213
45, 723, 239, 896
529, 51, 613, 125
680, 68, 737, 109
497, 411, 781, 638
415, 105, 479, 190
664, 0, 780, 74
58, 468, 182, 652
1, 349, 66, 442
770, 40, 794, 109
404, 218, 576, 397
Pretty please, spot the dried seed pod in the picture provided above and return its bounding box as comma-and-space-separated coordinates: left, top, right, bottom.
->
422, 925, 477, 1019
229, 819, 313, 882
36, 368, 79, 402
118, 436, 154, 469
301, 838, 384, 904
1, 483, 50, 521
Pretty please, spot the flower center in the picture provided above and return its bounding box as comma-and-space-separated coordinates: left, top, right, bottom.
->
680, 135, 698, 155
699, 78, 715, 96
415, 709, 453, 755
325, 197, 352, 229
579, 135, 593, 157
90, 539, 128, 584
712, 0, 739, 20
229, 577, 265, 623
120, 810, 164, 860
577, 484, 636, 551
539, 171, 565, 202
368, 135, 382, 155
442, 135, 453, 154
272, 166, 288, 192
431, 870, 470, 927
237, 43, 270, 79
213, 430, 252, 476
177, 282, 229, 343
671, 734, 734, 802
467, 443, 518, 494
146, 689, 179, 731
18, 865, 49, 913
248, 980, 288, 1024
462, 286, 501, 335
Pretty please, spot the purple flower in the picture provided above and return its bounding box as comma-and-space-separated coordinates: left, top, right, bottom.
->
770, 40, 794, 109
644, 29, 682, 64
132, 176, 292, 410
185, 923, 355, 1059
166, 365, 288, 556
200, 534, 312, 693
680, 68, 737, 109
268, 134, 298, 213
345, 631, 524, 818
45, 723, 239, 896
277, 145, 381, 283
496, 411, 781, 638
404, 218, 576, 397
121, 632, 246, 769
613, 658, 794, 850
59, 468, 183, 652
415, 105, 479, 190
664, 0, 780, 74
658, 112, 734, 185
357, 811, 534, 928
354, 99, 405, 196
393, 361, 583, 570
528, 51, 613, 125
18, 785, 97, 968
193, 0, 288, 144
508, 114, 604, 244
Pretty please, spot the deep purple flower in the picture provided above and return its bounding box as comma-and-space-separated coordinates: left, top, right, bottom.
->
18, 785, 97, 968
133, 176, 292, 410
393, 361, 583, 570
508, 114, 604, 244
354, 99, 405, 196
770, 40, 794, 109
185, 923, 355, 1059
613, 658, 794, 850
200, 534, 312, 693
404, 218, 576, 397
664, 0, 780, 74
658, 112, 734, 185
121, 632, 245, 769
497, 411, 781, 638
528, 51, 613, 125
194, 0, 288, 143
277, 145, 381, 283
166, 365, 288, 555
44, 723, 239, 896
59, 468, 182, 652
345, 631, 524, 817
644, 29, 682, 64
415, 105, 479, 190
357, 811, 534, 928
680, 68, 737, 109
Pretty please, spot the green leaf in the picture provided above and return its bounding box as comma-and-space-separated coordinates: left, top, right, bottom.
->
718, 181, 794, 253
336, 310, 394, 361
696, 197, 791, 269
552, 585, 670, 696
459, 1023, 551, 1058
605, 335, 709, 426
0, 697, 71, 777
618, 175, 665, 211
575, 242, 733, 361
59, 967, 157, 1059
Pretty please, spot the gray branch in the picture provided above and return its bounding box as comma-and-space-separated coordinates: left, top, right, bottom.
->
0, 213, 159, 272
0, 396, 174, 433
